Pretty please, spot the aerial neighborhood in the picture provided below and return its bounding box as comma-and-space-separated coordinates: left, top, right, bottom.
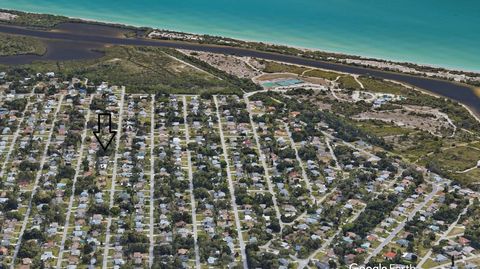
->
0, 3, 478, 269
0, 59, 479, 269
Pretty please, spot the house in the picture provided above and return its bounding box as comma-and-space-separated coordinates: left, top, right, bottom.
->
361, 242, 371, 249
384, 251, 396, 260
133, 252, 144, 265
315, 262, 330, 269
463, 246, 475, 255
68, 256, 79, 265
402, 252, 416, 261
396, 239, 410, 247
0, 246, 7, 256
91, 214, 103, 225
355, 248, 366, 254
177, 248, 189, 256
114, 258, 125, 266
435, 254, 448, 262
207, 256, 216, 265
446, 250, 462, 258
40, 251, 54, 261
459, 237, 471, 246
344, 254, 356, 264
367, 234, 378, 242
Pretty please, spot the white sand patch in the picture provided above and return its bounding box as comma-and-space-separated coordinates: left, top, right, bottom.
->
178, 49, 263, 79
0, 12, 18, 21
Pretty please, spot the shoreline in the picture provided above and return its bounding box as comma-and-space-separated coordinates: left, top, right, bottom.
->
0, 18, 479, 118
74, 17, 478, 73
384, 79, 480, 124
255, 59, 480, 121
44, 22, 480, 73
1, 8, 479, 74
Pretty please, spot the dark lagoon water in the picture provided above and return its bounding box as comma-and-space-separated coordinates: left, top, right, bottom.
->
0, 39, 104, 64
0, 23, 478, 116
0, 0, 479, 71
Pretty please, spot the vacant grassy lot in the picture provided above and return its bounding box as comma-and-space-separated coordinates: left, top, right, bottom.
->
355, 119, 413, 137
337, 75, 361, 90
449, 167, 480, 189
431, 146, 480, 173
431, 146, 480, 172
359, 76, 410, 95
263, 61, 342, 80
464, 168, 480, 183
0, 33, 46, 56
416, 144, 480, 187
303, 69, 342, 80
263, 61, 308, 74
394, 134, 444, 162
336, 75, 412, 95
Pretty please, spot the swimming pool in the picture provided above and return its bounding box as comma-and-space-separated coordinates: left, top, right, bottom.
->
262, 79, 304, 88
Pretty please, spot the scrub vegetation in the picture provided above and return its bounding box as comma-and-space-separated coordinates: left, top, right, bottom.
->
0, 33, 46, 56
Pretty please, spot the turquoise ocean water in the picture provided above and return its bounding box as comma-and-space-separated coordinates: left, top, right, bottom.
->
0, 0, 479, 71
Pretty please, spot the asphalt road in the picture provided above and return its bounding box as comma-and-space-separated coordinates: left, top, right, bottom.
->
182, 96, 201, 268
56, 95, 94, 268
364, 184, 441, 263
214, 96, 249, 269
102, 86, 126, 269
11, 95, 65, 268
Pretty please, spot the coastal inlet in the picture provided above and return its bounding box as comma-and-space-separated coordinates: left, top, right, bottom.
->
0, 22, 479, 116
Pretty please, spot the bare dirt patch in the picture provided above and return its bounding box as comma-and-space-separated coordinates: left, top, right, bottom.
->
179, 49, 262, 78
0, 12, 18, 21
353, 107, 454, 137
302, 76, 329, 86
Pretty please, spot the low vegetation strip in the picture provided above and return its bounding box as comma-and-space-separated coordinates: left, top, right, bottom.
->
2, 46, 243, 95
0, 9, 70, 28
0, 33, 46, 56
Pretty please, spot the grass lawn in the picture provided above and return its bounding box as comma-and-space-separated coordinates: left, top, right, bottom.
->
470, 141, 480, 148
416, 241, 431, 257
196, 214, 205, 222
423, 258, 440, 268
433, 146, 480, 172
355, 119, 413, 137
337, 75, 361, 90
394, 135, 443, 162
420, 145, 480, 186
314, 251, 326, 260
453, 168, 480, 186
396, 215, 407, 222
447, 226, 465, 237
303, 69, 342, 80
263, 61, 308, 75
371, 240, 381, 249
359, 76, 410, 95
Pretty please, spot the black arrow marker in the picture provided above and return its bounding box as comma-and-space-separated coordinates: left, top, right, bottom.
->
93, 112, 117, 151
